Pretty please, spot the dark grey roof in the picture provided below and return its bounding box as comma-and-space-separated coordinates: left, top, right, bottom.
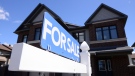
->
65, 22, 81, 27
14, 3, 68, 34
132, 42, 135, 47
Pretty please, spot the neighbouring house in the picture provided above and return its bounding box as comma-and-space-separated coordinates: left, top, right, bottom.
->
13, 3, 135, 76
128, 42, 135, 67
0, 44, 12, 76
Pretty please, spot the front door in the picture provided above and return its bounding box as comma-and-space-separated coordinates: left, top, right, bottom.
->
98, 59, 113, 76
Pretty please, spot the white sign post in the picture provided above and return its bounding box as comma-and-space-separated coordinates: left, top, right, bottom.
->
80, 41, 91, 76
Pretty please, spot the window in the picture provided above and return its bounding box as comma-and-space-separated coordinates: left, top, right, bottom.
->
96, 28, 102, 40
96, 26, 118, 40
72, 32, 85, 43
132, 58, 135, 65
98, 60, 106, 71
34, 28, 41, 40
110, 26, 118, 39
22, 35, 28, 43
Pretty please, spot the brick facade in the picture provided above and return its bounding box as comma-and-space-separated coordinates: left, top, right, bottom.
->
91, 55, 135, 76
28, 24, 42, 41
88, 19, 126, 41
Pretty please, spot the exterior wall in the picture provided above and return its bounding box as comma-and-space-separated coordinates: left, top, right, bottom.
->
28, 24, 42, 41
17, 30, 29, 43
91, 55, 135, 76
17, 23, 42, 48
91, 55, 98, 76
88, 19, 127, 48
112, 55, 135, 76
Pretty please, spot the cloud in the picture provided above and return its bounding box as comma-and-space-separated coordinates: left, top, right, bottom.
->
3, 42, 13, 47
13, 20, 22, 23
0, 6, 9, 20
0, 33, 2, 36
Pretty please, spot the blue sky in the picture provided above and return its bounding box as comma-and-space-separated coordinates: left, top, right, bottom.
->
0, 0, 135, 46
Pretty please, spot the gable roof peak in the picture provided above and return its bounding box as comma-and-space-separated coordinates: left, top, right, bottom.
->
85, 3, 128, 25
14, 3, 68, 34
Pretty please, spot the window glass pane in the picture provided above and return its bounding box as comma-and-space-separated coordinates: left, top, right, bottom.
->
79, 36, 84, 42
96, 31, 102, 40
23, 35, 27, 43
98, 60, 106, 71
103, 30, 110, 40
35, 32, 40, 40
110, 26, 116, 29
110, 29, 117, 39
132, 58, 135, 65
103, 27, 108, 30
76, 33, 78, 37
35, 28, 41, 40
96, 28, 101, 31
107, 60, 112, 71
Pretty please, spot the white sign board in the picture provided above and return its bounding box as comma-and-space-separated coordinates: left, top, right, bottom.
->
8, 43, 86, 73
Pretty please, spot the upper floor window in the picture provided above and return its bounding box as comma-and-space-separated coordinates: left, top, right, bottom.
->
34, 28, 41, 40
96, 26, 118, 40
22, 35, 28, 43
72, 31, 85, 43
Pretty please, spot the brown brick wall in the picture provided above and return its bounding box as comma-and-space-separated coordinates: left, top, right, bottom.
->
91, 55, 135, 76
17, 24, 42, 43
89, 19, 126, 41
17, 30, 29, 43
88, 19, 127, 48
112, 55, 135, 76
91, 55, 98, 76
28, 24, 42, 41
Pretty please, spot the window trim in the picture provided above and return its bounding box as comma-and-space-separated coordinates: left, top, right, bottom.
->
107, 60, 112, 71
34, 27, 41, 40
96, 25, 118, 40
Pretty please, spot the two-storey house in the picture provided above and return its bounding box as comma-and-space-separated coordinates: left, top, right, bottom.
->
13, 3, 135, 76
